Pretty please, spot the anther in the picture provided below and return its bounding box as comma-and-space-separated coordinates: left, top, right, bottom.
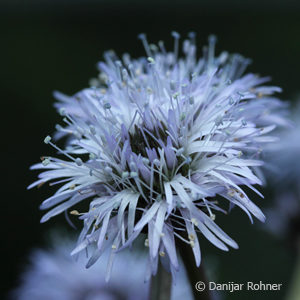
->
173, 92, 179, 99
191, 218, 198, 226
144, 239, 149, 247
159, 251, 165, 257
70, 210, 80, 215
188, 234, 195, 241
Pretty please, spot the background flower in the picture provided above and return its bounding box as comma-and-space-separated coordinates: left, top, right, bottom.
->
11, 234, 193, 300
263, 101, 300, 242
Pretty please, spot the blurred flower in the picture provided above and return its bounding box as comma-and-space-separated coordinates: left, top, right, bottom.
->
265, 101, 300, 185
263, 101, 300, 241
29, 32, 288, 279
12, 236, 193, 300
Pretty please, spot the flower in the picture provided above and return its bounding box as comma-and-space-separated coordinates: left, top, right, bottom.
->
11, 235, 193, 300
29, 32, 287, 279
263, 101, 300, 240
265, 101, 299, 185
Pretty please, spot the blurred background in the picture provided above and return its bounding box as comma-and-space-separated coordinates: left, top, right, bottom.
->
1, 0, 300, 299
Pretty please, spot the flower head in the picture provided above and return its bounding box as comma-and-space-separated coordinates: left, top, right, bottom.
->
12, 235, 193, 300
30, 33, 287, 279
265, 101, 300, 185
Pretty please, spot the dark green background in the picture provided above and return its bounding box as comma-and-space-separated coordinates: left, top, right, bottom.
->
1, 1, 300, 299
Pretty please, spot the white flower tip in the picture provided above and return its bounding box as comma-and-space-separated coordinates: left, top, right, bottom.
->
75, 158, 83, 166
144, 238, 149, 247
147, 57, 155, 64
42, 158, 50, 166
122, 171, 129, 179
89, 153, 96, 160
208, 34, 217, 44
188, 31, 196, 39
130, 171, 138, 178
40, 215, 49, 223
210, 214, 216, 221
232, 241, 239, 250
171, 31, 180, 39
44, 135, 51, 144
105, 166, 113, 173
137, 33, 146, 40
59, 108, 66, 116
55, 124, 62, 131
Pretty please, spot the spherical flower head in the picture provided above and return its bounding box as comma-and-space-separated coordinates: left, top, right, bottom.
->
29, 33, 288, 279
12, 235, 193, 300
265, 100, 300, 186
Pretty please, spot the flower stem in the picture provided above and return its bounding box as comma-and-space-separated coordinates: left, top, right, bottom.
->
179, 242, 212, 300
149, 262, 172, 300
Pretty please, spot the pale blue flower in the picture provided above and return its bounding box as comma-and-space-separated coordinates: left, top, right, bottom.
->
265, 101, 300, 184
12, 236, 193, 300
30, 33, 287, 279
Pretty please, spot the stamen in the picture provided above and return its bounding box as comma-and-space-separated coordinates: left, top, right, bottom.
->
171, 31, 180, 61
138, 33, 152, 57
208, 34, 217, 68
